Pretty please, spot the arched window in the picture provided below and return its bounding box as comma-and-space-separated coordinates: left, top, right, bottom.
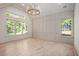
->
61, 18, 72, 35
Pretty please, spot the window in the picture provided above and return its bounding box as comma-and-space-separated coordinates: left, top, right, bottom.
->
61, 18, 72, 35
6, 19, 15, 35
6, 12, 27, 35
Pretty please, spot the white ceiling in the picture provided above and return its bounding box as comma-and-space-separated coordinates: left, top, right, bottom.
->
38, 3, 74, 16
0, 3, 74, 16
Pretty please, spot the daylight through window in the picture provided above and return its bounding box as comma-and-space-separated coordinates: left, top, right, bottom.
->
6, 13, 27, 35
61, 18, 72, 35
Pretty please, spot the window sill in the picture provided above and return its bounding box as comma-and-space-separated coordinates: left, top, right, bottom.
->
7, 31, 28, 36
61, 34, 71, 36
61, 31, 71, 36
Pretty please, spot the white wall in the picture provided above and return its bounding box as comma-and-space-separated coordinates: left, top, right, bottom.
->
74, 4, 79, 55
32, 10, 74, 44
0, 7, 32, 43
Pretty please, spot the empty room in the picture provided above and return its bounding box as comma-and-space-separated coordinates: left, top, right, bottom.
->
0, 3, 79, 56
